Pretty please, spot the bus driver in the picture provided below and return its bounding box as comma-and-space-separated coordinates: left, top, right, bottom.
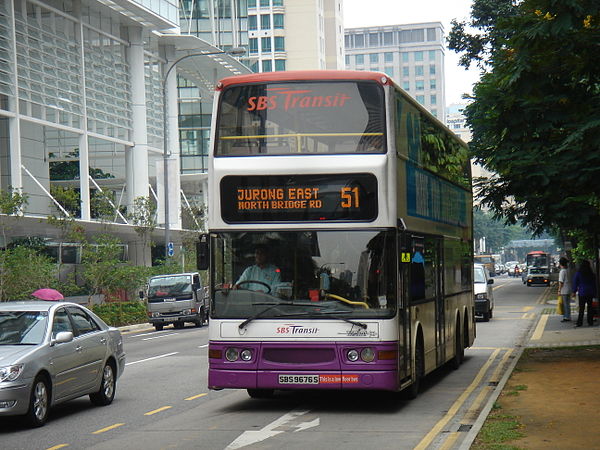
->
235, 244, 281, 293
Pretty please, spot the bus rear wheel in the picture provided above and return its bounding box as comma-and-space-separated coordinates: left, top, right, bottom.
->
247, 389, 274, 399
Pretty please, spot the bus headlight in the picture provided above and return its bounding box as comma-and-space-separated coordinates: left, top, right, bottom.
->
360, 348, 375, 362
225, 348, 239, 362
347, 349, 359, 362
240, 349, 253, 361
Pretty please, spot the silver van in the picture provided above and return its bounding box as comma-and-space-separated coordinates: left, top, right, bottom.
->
142, 272, 208, 331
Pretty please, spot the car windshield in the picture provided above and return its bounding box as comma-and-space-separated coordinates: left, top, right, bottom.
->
474, 268, 486, 283
211, 230, 397, 319
529, 268, 547, 274
0, 311, 48, 345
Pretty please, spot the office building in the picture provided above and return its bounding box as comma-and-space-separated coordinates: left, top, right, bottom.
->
344, 22, 446, 122
0, 0, 247, 265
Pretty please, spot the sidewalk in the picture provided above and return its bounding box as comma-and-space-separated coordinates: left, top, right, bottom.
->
464, 289, 600, 449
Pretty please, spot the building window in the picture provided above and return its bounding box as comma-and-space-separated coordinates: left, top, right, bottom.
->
383, 31, 393, 45
274, 36, 285, 52
414, 51, 423, 62
260, 0, 269, 6
355, 54, 364, 65
429, 50, 436, 61
273, 0, 283, 5
415, 66, 424, 77
427, 28, 437, 41
249, 38, 258, 53
345, 55, 350, 66
401, 52, 409, 63
402, 81, 409, 91
416, 80, 424, 90
248, 0, 256, 7
430, 79, 437, 90
384, 67, 394, 78
416, 95, 425, 104
369, 33, 378, 46
273, 13, 284, 28
354, 34, 365, 47
402, 66, 409, 77
430, 95, 437, 105
250, 61, 259, 72
262, 59, 272, 71
260, 14, 270, 29
431, 109, 437, 118
248, 15, 257, 30
369, 53, 379, 64
275, 59, 286, 71
261, 37, 272, 52
384, 52, 393, 63
430, 65, 436, 75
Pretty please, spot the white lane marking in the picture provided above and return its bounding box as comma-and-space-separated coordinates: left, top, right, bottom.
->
132, 331, 166, 337
126, 352, 179, 366
198, 344, 208, 348
225, 408, 311, 449
293, 417, 319, 432
142, 333, 178, 341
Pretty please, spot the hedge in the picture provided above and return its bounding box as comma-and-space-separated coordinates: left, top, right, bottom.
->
92, 301, 147, 327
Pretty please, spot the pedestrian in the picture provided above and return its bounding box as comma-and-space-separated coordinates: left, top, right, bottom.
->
557, 257, 572, 322
572, 259, 597, 327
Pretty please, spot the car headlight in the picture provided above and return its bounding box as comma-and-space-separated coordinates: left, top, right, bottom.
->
0, 364, 24, 382
475, 293, 488, 300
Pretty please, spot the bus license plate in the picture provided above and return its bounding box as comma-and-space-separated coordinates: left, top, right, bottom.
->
278, 374, 319, 384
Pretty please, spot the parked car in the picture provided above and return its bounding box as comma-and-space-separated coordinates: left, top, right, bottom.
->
0, 301, 126, 426
474, 264, 494, 321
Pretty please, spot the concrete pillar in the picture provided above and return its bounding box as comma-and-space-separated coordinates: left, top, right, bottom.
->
126, 26, 150, 208
7, 0, 22, 193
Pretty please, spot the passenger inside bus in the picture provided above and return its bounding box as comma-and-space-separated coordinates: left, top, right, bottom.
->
234, 244, 282, 293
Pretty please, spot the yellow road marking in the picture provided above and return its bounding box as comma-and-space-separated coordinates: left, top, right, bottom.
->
522, 306, 534, 312
185, 393, 208, 401
414, 349, 501, 450
530, 314, 549, 340
144, 406, 173, 416
439, 431, 461, 450
490, 349, 514, 382
47, 445, 69, 450
92, 423, 125, 434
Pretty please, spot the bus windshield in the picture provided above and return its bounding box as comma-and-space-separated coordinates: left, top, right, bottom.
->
210, 230, 396, 319
215, 81, 386, 156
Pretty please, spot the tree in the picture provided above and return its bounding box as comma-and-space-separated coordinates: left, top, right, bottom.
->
127, 196, 157, 266
449, 0, 600, 243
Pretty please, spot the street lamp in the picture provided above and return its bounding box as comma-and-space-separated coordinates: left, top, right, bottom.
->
162, 47, 246, 258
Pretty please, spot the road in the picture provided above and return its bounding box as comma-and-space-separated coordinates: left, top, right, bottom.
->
0, 275, 548, 450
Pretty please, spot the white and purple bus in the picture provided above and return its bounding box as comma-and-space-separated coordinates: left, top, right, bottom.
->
202, 71, 475, 399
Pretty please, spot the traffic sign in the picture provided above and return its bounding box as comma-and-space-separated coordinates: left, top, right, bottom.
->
167, 242, 174, 257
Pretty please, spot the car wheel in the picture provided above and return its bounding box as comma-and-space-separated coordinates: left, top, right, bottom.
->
26, 376, 50, 427
483, 311, 490, 322
154, 323, 164, 331
196, 308, 206, 327
247, 389, 274, 399
90, 362, 116, 406
174, 322, 185, 329
489, 308, 493, 318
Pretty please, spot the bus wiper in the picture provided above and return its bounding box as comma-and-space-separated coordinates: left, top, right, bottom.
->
274, 311, 368, 330
238, 302, 322, 330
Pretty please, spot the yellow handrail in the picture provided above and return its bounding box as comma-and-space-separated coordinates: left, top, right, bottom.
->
325, 293, 369, 309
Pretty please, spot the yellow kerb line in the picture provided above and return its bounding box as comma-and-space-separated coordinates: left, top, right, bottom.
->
144, 406, 173, 416
414, 348, 501, 450
185, 393, 208, 401
46, 445, 69, 450
530, 314, 549, 340
92, 423, 125, 434
219, 132, 383, 140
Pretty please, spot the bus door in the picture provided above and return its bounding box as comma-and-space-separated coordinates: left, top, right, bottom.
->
398, 231, 411, 379
427, 236, 445, 366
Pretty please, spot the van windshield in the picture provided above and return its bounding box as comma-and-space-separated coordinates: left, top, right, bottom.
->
148, 276, 193, 301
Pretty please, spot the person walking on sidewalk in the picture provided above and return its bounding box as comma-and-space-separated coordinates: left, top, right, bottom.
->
558, 257, 572, 322
572, 259, 597, 327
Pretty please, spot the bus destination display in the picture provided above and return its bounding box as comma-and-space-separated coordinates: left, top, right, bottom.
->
220, 174, 378, 223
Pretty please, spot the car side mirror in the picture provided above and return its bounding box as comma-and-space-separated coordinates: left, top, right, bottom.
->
488, 279, 494, 284
196, 234, 209, 270
52, 331, 74, 345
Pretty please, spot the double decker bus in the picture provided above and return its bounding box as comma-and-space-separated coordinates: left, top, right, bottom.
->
202, 71, 475, 399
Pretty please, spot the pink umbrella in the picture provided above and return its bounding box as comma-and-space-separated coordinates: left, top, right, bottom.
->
32, 288, 64, 301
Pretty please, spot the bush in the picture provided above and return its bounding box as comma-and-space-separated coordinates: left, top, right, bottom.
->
92, 301, 147, 327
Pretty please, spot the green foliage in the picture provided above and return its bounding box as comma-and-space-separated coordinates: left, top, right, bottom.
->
50, 185, 81, 217
92, 301, 147, 327
450, 0, 600, 242
474, 209, 533, 253
0, 247, 58, 301
0, 189, 28, 215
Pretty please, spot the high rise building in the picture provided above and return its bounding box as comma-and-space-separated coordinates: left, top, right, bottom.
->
344, 22, 446, 122
0, 0, 246, 265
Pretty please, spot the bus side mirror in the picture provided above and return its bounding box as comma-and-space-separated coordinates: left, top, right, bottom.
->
197, 234, 209, 270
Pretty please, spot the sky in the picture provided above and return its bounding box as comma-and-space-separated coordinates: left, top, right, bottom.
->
343, 0, 481, 106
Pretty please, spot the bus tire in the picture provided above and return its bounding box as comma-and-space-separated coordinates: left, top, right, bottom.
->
247, 389, 274, 399
450, 321, 463, 370
402, 336, 424, 400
